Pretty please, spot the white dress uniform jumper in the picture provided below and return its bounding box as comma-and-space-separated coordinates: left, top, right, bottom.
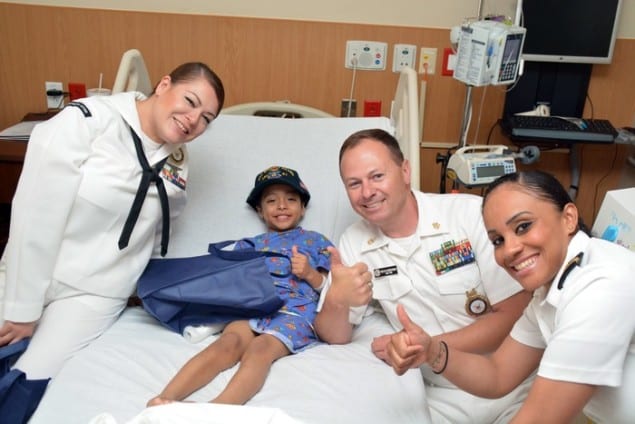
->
0, 92, 189, 423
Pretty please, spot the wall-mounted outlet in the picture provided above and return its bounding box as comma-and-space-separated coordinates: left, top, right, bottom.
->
45, 81, 64, 109
419, 47, 438, 75
392, 44, 417, 73
341, 99, 357, 117
345, 40, 387, 70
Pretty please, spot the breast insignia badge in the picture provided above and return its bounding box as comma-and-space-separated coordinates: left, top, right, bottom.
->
170, 148, 184, 164
465, 288, 490, 316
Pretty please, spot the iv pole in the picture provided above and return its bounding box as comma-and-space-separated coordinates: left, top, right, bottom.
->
445, 0, 528, 193
457, 0, 485, 149
444, 0, 485, 192
456, 1, 581, 200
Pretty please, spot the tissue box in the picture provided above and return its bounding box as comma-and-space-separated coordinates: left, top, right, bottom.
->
591, 188, 635, 252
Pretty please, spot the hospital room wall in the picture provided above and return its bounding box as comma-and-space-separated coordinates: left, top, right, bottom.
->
0, 3, 633, 226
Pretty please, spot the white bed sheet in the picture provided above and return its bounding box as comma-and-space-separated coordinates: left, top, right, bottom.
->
32, 308, 429, 424
91, 402, 303, 424
30, 113, 432, 423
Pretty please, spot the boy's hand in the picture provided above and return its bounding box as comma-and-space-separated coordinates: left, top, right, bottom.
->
291, 245, 312, 280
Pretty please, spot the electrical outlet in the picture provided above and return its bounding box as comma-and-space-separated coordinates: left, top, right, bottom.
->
45, 81, 64, 109
419, 47, 438, 75
341, 99, 357, 117
392, 44, 417, 73
345, 41, 387, 70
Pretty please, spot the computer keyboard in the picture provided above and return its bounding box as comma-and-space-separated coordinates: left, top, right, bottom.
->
505, 116, 617, 143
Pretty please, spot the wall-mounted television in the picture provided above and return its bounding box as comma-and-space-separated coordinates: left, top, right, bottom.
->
520, 0, 622, 64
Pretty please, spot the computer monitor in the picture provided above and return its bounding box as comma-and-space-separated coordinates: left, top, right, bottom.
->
504, 0, 623, 119
520, 0, 622, 65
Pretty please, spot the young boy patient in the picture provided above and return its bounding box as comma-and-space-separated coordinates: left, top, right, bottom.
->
148, 165, 333, 406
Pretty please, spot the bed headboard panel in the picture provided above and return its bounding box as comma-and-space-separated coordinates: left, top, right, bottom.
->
222, 101, 334, 118
167, 115, 394, 257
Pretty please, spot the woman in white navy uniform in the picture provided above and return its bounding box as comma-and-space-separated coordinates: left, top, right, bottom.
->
387, 170, 635, 423
0, 62, 224, 418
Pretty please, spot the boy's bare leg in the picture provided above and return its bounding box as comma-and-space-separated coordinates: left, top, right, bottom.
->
148, 321, 254, 406
212, 333, 289, 405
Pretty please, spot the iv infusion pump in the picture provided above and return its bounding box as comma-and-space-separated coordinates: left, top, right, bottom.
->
447, 145, 517, 187
454, 20, 526, 86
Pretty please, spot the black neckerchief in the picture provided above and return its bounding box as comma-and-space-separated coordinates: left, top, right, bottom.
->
118, 126, 170, 256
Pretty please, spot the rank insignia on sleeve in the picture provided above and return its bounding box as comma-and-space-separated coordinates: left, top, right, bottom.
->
66, 101, 92, 117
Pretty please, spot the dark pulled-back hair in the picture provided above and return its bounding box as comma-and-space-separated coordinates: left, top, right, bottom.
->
339, 128, 404, 166
154, 62, 225, 113
483, 170, 589, 235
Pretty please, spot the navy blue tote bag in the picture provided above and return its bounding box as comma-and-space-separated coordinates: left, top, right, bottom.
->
0, 339, 50, 424
137, 240, 285, 333
0, 369, 49, 424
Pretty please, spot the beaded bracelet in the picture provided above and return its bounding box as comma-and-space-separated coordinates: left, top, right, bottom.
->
432, 341, 449, 375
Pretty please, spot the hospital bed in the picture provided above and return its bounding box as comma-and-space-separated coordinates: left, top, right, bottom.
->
29, 55, 427, 423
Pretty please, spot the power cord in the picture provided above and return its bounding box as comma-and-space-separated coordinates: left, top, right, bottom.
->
585, 93, 595, 119
472, 85, 488, 144
346, 57, 358, 117
592, 143, 619, 219
45, 89, 68, 97
436, 145, 459, 193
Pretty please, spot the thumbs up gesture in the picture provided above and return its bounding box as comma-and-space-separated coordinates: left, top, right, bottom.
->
291, 245, 311, 280
387, 304, 433, 375
327, 246, 373, 308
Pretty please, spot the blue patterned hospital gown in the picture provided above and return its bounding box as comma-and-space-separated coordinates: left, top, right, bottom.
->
234, 227, 333, 353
